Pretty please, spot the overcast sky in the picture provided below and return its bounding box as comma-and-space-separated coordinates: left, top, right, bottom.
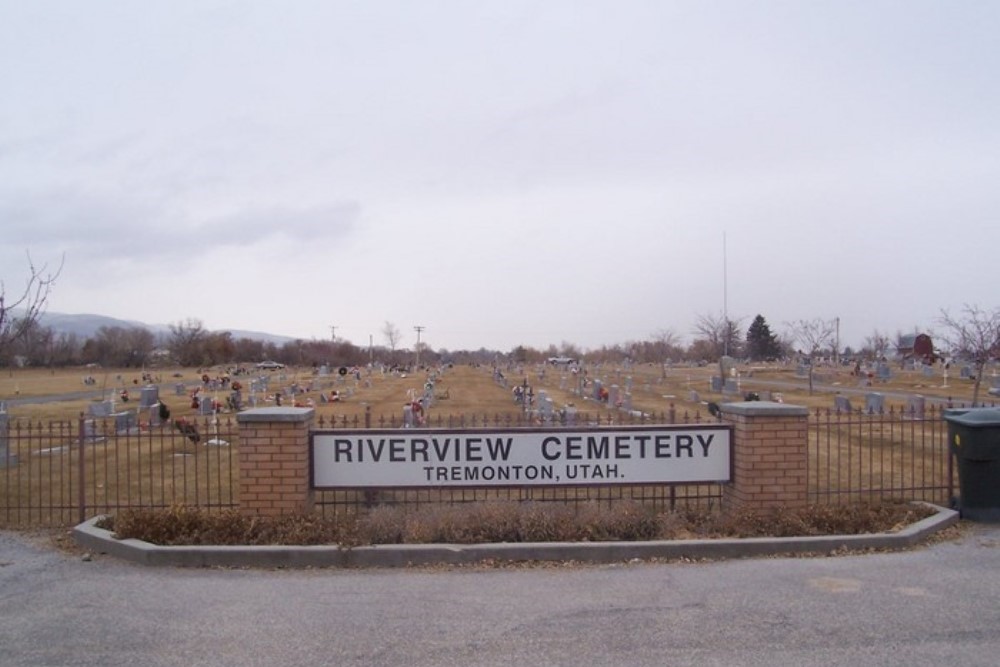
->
2, 1, 997, 353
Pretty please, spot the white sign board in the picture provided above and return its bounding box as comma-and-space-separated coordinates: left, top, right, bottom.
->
312, 425, 731, 488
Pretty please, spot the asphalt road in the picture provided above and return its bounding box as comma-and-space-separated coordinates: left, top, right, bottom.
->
2, 525, 999, 667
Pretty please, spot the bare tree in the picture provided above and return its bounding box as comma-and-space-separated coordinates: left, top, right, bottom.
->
168, 318, 209, 367
693, 313, 744, 360
651, 328, 683, 377
0, 253, 63, 365
938, 305, 1000, 406
382, 321, 402, 356
787, 318, 838, 394
864, 329, 892, 362
694, 312, 744, 384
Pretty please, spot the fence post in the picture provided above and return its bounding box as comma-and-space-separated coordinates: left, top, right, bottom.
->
236, 407, 314, 516
719, 401, 809, 513
77, 414, 87, 525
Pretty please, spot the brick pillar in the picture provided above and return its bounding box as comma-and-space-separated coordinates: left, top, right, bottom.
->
236, 407, 314, 516
719, 401, 809, 513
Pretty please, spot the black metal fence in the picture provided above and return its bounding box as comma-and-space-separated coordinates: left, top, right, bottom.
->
0, 403, 968, 528
0, 415, 238, 528
807, 404, 958, 506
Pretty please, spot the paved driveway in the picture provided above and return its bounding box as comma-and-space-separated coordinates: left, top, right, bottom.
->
1, 525, 998, 667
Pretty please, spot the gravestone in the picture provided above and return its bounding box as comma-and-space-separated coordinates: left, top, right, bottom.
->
607, 385, 620, 407
318, 365, 330, 376
865, 392, 885, 414
113, 410, 137, 434
402, 404, 414, 428
199, 397, 216, 415
82, 419, 101, 443
960, 366, 972, 379
907, 395, 926, 419
89, 401, 113, 417
537, 392, 554, 421
0, 411, 15, 468
139, 385, 159, 409
593, 380, 603, 402
796, 365, 809, 378
562, 406, 578, 426
922, 365, 935, 378
148, 404, 161, 427
689, 390, 700, 403
174, 383, 186, 396
624, 376, 633, 393
723, 378, 739, 394
710, 376, 723, 393
835, 396, 853, 413
876, 364, 892, 381
621, 392, 633, 412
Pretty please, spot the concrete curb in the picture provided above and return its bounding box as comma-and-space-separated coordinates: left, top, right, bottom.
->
73, 503, 958, 569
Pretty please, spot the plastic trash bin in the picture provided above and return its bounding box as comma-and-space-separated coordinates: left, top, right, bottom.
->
944, 408, 1000, 521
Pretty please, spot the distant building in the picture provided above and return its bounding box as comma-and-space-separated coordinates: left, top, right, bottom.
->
897, 333, 938, 363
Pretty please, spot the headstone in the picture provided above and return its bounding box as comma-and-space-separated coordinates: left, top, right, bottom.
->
960, 366, 973, 379
562, 406, 577, 426
621, 392, 633, 412
877, 364, 892, 381
318, 365, 330, 376
139, 385, 159, 409
538, 393, 554, 421
199, 397, 216, 415
796, 365, 809, 378
922, 365, 935, 378
89, 401, 113, 417
723, 378, 739, 394
834, 396, 853, 413
624, 376, 633, 392
689, 390, 700, 403
402, 404, 414, 428
907, 395, 926, 419
112, 410, 137, 434
593, 380, 603, 402
710, 376, 723, 393
174, 383, 186, 396
865, 392, 884, 414
0, 412, 16, 468
608, 385, 620, 407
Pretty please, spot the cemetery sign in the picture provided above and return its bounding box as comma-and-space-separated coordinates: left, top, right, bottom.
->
311, 425, 732, 488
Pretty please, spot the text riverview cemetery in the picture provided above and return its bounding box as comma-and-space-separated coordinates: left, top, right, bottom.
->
311, 426, 732, 488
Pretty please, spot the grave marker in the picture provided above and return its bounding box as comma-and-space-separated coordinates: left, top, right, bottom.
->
139, 385, 159, 409
834, 396, 853, 413
865, 392, 884, 414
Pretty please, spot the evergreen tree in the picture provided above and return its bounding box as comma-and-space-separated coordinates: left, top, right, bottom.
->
746, 314, 781, 361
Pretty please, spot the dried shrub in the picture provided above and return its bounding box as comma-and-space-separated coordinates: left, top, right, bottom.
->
101, 500, 934, 547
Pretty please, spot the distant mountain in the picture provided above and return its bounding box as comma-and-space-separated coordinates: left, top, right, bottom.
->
37, 311, 295, 345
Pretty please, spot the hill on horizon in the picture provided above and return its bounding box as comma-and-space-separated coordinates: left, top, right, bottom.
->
37, 311, 295, 346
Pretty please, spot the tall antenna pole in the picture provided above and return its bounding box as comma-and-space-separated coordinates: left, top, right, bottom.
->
723, 231, 729, 358
414, 325, 425, 368
329, 325, 337, 342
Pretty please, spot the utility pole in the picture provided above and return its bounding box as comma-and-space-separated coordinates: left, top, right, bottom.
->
329, 325, 337, 342
414, 325, 425, 368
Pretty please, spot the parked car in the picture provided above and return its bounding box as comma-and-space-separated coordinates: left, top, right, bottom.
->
256, 361, 285, 370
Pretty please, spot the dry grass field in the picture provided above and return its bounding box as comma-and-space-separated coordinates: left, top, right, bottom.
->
0, 358, 992, 424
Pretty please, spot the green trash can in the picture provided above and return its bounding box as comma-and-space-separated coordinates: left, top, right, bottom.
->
944, 408, 1000, 521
